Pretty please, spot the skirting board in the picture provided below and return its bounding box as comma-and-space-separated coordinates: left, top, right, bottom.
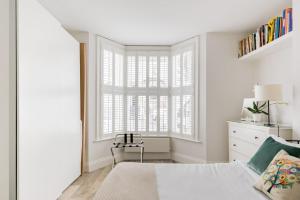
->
171, 152, 206, 164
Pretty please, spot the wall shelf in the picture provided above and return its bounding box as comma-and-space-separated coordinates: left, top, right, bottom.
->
239, 32, 293, 62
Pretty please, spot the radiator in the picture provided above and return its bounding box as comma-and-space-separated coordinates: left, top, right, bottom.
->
125, 136, 170, 153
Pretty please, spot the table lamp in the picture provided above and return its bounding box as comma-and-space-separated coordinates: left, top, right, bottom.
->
254, 84, 283, 126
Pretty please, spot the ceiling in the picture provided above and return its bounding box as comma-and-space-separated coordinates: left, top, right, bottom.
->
38, 0, 292, 45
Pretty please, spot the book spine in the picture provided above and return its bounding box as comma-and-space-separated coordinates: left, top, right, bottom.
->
256, 29, 260, 49
289, 8, 293, 32
282, 9, 286, 35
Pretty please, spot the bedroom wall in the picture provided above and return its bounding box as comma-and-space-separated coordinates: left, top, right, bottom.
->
293, 0, 300, 139
205, 33, 255, 163
0, 0, 16, 199
252, 48, 293, 125
18, 0, 81, 199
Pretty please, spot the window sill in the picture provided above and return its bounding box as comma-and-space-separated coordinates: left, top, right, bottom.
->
94, 135, 202, 143
170, 136, 202, 143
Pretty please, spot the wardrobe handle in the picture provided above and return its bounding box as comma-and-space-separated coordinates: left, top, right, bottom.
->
233, 144, 237, 147
233, 130, 236, 133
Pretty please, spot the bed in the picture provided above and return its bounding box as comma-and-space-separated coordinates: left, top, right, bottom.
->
94, 136, 300, 200
93, 161, 268, 200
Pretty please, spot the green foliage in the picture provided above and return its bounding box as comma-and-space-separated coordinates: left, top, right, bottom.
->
247, 101, 268, 115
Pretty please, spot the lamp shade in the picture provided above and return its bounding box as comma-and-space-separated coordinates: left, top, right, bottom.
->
254, 84, 283, 101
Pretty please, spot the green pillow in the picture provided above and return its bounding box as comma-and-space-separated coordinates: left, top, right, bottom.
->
247, 137, 300, 175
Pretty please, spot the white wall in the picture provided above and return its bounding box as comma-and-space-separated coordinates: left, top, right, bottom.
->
253, 48, 293, 125
18, 0, 81, 199
205, 33, 255, 162
293, 0, 300, 139
0, 0, 16, 199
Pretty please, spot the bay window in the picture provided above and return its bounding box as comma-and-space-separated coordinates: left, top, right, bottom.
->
97, 37, 199, 141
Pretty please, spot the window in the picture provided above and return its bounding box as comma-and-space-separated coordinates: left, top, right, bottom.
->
97, 37, 198, 140
171, 47, 194, 138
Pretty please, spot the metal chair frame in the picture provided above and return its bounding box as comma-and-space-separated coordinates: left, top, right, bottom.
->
111, 133, 144, 168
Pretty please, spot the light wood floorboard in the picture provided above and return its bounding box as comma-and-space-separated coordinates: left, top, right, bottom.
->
58, 160, 174, 200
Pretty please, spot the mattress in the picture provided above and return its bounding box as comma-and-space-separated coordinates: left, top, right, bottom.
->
93, 161, 268, 200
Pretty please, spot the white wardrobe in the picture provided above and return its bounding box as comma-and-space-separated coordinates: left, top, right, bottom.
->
18, 0, 82, 199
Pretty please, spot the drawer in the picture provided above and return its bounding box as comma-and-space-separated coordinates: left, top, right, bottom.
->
229, 150, 250, 162
229, 137, 259, 157
229, 126, 267, 146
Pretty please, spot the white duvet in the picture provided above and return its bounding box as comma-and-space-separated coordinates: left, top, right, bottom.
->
155, 161, 268, 200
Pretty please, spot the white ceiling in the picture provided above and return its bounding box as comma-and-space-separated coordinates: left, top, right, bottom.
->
38, 0, 292, 45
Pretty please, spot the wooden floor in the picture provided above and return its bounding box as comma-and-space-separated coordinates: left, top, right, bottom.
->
58, 160, 174, 200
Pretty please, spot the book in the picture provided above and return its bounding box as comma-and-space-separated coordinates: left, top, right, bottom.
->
282, 9, 286, 35
268, 18, 275, 42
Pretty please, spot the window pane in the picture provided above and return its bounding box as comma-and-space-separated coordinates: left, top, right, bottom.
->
138, 96, 146, 131
138, 56, 146, 88
172, 96, 181, 133
183, 51, 192, 86
183, 95, 192, 135
103, 50, 113, 85
114, 95, 123, 132
149, 56, 157, 87
127, 56, 136, 87
103, 94, 112, 134
127, 95, 136, 132
160, 96, 168, 132
149, 96, 157, 132
172, 55, 180, 87
160, 56, 168, 88
115, 54, 123, 87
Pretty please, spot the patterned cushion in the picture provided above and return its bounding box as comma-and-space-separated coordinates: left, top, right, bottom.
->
255, 150, 300, 200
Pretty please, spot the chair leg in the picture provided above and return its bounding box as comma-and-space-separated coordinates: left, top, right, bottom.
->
140, 146, 144, 163
111, 147, 116, 168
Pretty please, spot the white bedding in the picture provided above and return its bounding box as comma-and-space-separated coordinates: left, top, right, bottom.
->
155, 161, 267, 200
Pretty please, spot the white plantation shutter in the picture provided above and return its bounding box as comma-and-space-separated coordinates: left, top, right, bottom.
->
114, 95, 124, 132
172, 96, 181, 133
182, 95, 192, 135
138, 56, 146, 88
183, 51, 192, 86
160, 96, 168, 132
103, 50, 113, 86
103, 94, 113, 134
127, 56, 136, 88
171, 47, 195, 138
160, 56, 168, 88
138, 96, 146, 131
172, 55, 180, 87
127, 95, 136, 132
149, 96, 158, 132
149, 56, 158, 88
115, 54, 123, 87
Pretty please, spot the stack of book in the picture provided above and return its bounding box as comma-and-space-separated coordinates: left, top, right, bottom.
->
238, 8, 293, 58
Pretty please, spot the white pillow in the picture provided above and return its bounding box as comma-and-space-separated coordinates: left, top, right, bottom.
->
270, 135, 300, 148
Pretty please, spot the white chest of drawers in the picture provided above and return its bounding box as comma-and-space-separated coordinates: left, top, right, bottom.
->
228, 121, 292, 162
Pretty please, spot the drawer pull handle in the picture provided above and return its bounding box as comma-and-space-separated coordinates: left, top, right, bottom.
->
233, 144, 237, 147
233, 159, 236, 162
233, 130, 236, 133
254, 136, 259, 140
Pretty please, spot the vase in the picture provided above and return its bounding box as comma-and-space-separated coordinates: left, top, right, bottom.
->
252, 113, 263, 122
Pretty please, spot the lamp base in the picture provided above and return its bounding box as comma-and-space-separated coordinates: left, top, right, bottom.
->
264, 123, 276, 127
